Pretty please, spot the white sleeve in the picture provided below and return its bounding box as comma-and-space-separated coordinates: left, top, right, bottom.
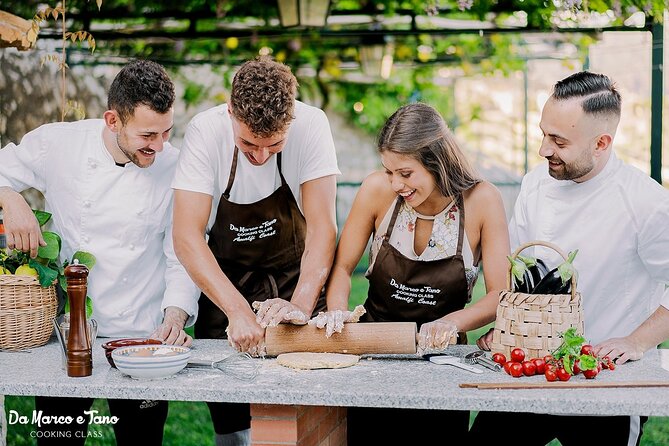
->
298, 109, 340, 185
637, 199, 669, 310
0, 125, 49, 191
160, 199, 200, 327
171, 120, 216, 196
508, 176, 530, 251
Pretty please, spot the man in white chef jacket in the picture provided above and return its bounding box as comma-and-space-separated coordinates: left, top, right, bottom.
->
0, 60, 199, 446
472, 71, 669, 445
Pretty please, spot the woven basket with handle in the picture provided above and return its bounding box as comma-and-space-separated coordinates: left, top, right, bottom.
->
0, 275, 57, 351
490, 241, 584, 359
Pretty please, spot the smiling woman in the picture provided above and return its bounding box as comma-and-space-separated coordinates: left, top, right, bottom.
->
314, 102, 511, 444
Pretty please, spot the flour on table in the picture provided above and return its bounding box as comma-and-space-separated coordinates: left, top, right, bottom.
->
276, 352, 360, 370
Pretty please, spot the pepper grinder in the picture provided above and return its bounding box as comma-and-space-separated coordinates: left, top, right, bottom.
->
65, 259, 92, 377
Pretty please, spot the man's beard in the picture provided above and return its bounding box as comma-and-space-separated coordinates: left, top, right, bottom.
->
546, 153, 594, 181
116, 134, 154, 168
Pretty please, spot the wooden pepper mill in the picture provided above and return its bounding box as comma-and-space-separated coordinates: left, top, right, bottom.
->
65, 259, 92, 377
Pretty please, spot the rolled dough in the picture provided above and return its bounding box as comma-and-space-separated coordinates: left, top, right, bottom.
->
276, 352, 360, 370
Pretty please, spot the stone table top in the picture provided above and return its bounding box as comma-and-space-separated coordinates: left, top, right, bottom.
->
2, 339, 669, 416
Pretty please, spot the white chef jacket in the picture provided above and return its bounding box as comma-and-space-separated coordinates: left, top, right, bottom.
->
510, 151, 669, 345
0, 119, 199, 337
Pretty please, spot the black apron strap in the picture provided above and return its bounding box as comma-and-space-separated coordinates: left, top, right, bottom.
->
455, 194, 465, 256
383, 197, 404, 242
223, 147, 240, 199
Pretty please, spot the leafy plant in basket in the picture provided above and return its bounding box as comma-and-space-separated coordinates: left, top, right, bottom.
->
0, 210, 96, 317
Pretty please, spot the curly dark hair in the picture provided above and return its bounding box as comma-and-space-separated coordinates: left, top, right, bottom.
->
553, 71, 621, 117
107, 59, 175, 123
230, 57, 298, 137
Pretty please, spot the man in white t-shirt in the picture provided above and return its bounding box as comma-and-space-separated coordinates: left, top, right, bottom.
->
172, 57, 339, 446
472, 72, 669, 445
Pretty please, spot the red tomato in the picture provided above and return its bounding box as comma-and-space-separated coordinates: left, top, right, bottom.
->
503, 361, 513, 375
545, 363, 557, 373
581, 344, 594, 355
492, 353, 507, 365
572, 360, 581, 375
601, 356, 611, 369
607, 361, 616, 371
511, 348, 526, 363
522, 361, 537, 376
509, 362, 524, 378
583, 368, 599, 379
532, 358, 546, 374
543, 354, 554, 364
556, 368, 571, 381
545, 369, 558, 382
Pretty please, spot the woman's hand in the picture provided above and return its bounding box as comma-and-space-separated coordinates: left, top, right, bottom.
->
308, 305, 366, 337
417, 319, 458, 354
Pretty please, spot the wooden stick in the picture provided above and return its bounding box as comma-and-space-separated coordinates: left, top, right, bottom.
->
460, 381, 669, 390
265, 322, 417, 356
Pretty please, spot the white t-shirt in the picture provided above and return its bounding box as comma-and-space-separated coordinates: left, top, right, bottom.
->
0, 119, 200, 337
510, 151, 669, 345
172, 101, 340, 231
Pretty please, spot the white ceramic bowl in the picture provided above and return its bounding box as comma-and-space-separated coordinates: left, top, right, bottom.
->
111, 345, 191, 379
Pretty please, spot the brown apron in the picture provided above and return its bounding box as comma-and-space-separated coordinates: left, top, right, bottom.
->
364, 196, 470, 333
195, 148, 325, 339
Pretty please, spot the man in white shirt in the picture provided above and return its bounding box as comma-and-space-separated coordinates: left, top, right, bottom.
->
0, 60, 199, 446
472, 72, 669, 445
172, 57, 339, 446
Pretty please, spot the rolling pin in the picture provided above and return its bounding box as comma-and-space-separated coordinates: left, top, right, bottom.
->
265, 322, 423, 356
265, 322, 416, 355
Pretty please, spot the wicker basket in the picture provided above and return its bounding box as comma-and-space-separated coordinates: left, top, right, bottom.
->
0, 275, 57, 351
490, 241, 584, 359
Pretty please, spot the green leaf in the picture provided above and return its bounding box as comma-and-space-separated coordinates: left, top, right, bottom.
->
58, 274, 68, 292
28, 258, 58, 288
86, 296, 94, 319
37, 231, 61, 260
72, 251, 96, 270
579, 354, 597, 371
32, 210, 52, 227
562, 355, 574, 374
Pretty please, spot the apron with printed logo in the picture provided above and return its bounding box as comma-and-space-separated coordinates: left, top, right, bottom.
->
195, 148, 325, 338
364, 196, 469, 335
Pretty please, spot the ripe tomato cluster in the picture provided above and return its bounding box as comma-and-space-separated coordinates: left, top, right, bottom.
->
492, 346, 616, 382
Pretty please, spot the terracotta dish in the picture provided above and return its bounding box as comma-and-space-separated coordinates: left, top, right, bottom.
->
101, 338, 162, 368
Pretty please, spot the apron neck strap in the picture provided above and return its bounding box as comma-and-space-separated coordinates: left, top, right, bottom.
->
223, 149, 287, 200
454, 194, 465, 255
384, 197, 404, 241
223, 146, 240, 199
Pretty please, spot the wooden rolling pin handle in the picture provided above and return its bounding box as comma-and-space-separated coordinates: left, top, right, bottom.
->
265, 322, 418, 356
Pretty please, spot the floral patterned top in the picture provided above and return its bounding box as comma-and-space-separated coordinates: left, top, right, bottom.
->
366, 199, 480, 298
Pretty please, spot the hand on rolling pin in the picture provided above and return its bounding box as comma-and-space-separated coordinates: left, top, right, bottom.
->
417, 319, 458, 355
308, 305, 366, 338
252, 299, 309, 328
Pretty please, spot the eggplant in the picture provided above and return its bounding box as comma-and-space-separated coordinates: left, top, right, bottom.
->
531, 250, 578, 295
511, 256, 549, 293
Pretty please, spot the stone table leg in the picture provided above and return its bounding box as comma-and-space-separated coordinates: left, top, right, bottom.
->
250, 404, 346, 446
